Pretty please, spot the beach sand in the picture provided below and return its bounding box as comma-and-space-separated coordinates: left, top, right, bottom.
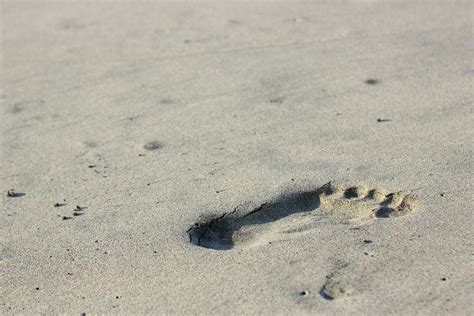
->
1, 1, 473, 314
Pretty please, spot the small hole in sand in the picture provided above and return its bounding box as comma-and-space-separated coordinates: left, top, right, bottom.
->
365, 79, 381, 85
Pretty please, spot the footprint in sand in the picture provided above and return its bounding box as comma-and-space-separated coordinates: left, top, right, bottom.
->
187, 182, 417, 250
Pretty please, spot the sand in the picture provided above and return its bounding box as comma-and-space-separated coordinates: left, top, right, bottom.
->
1, 0, 473, 314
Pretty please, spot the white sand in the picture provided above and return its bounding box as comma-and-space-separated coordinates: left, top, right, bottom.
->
1, 1, 473, 314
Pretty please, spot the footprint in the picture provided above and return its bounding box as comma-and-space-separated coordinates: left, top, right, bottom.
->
187, 182, 417, 250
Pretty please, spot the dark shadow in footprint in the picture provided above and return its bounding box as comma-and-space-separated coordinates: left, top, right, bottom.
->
374, 207, 393, 218
188, 188, 323, 250
344, 187, 360, 199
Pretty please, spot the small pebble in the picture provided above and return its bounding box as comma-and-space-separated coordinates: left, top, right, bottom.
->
143, 141, 162, 151
7, 189, 24, 197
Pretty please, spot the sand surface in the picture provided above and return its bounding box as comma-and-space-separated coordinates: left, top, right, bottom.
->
1, 1, 473, 314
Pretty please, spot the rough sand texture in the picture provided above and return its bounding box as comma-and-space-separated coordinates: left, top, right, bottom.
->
1, 1, 473, 314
